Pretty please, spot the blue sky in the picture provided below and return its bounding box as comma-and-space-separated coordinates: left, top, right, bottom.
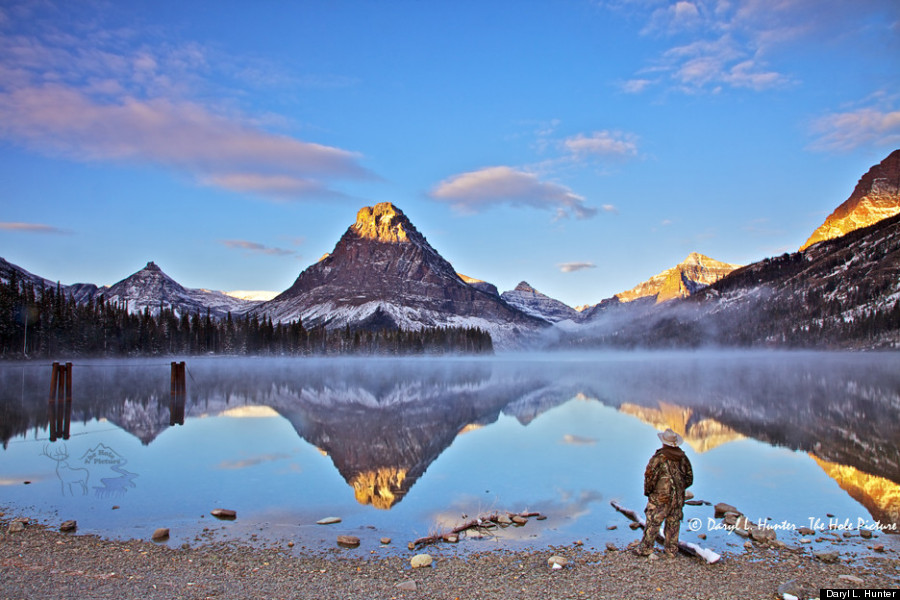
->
1, 0, 898, 307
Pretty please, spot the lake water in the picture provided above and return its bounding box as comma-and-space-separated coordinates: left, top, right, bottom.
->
1, 351, 899, 557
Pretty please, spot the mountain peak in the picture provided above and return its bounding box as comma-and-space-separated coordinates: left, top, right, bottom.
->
144, 261, 161, 272
800, 149, 900, 251
257, 203, 542, 344
514, 281, 538, 294
352, 203, 417, 244
616, 253, 741, 304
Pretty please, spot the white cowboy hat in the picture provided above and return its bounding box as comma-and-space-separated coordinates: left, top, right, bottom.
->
658, 428, 684, 447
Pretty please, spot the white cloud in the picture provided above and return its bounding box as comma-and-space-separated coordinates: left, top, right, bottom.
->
563, 131, 638, 159
809, 105, 900, 152
611, 0, 874, 93
558, 262, 597, 273
430, 166, 597, 220
622, 78, 654, 94
220, 240, 295, 257
0, 9, 371, 201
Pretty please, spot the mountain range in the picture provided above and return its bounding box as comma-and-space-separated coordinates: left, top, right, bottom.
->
2, 150, 898, 349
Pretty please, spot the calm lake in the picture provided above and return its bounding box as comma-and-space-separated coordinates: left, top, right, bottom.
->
1, 351, 899, 557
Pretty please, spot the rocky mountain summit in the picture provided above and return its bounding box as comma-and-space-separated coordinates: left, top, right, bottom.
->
500, 281, 581, 324
254, 202, 544, 345
99, 261, 257, 318
615, 252, 742, 304
801, 149, 900, 251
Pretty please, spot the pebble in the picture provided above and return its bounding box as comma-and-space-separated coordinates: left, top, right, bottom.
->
410, 553, 433, 568
860, 529, 873, 539
547, 555, 568, 569
59, 520, 77, 533
151, 528, 170, 542
317, 517, 342, 525
838, 574, 863, 585
777, 579, 804, 599
743, 541, 753, 551
395, 580, 417, 591
211, 509, 237, 520
714, 502, 739, 517
511, 515, 528, 525
605, 542, 617, 552
797, 527, 816, 536
336, 536, 360, 548
814, 551, 839, 564
443, 534, 459, 543
380, 537, 391, 545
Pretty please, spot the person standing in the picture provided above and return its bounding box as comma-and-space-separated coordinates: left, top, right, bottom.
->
634, 428, 693, 557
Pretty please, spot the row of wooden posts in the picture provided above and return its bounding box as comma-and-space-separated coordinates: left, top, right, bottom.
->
46, 361, 188, 440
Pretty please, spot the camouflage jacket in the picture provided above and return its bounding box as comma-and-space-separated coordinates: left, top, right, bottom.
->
643, 445, 693, 508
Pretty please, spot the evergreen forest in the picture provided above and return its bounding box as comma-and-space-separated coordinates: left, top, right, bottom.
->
0, 275, 494, 358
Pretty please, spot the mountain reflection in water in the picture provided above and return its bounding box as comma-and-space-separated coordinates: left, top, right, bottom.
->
1, 352, 898, 535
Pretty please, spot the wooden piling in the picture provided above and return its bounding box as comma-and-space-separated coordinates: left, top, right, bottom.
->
48, 363, 59, 442
62, 362, 72, 440
170, 361, 186, 426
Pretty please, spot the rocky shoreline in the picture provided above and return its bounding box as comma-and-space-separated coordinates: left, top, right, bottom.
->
2, 513, 898, 600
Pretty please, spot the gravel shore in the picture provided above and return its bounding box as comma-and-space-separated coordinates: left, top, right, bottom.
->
2, 514, 898, 600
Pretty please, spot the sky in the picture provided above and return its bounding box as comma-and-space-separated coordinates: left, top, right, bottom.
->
1, 0, 899, 308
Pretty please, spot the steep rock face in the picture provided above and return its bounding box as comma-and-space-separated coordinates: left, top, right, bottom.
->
500, 281, 580, 323
801, 150, 900, 251
458, 274, 500, 297
100, 261, 257, 318
256, 203, 544, 345
615, 252, 741, 304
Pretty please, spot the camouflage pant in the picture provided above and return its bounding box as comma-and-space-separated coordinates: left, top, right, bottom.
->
637, 500, 682, 555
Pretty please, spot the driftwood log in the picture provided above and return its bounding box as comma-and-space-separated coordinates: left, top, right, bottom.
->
611, 500, 721, 564
411, 511, 543, 550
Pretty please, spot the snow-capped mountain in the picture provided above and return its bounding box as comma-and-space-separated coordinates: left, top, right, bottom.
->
567, 211, 900, 348
1, 256, 57, 289
253, 203, 546, 346
500, 281, 581, 324
98, 261, 258, 318
801, 149, 900, 251
0, 256, 99, 301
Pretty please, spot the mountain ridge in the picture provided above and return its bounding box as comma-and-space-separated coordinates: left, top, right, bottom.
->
801, 149, 900, 251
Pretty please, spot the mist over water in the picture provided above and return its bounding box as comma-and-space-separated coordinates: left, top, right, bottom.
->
1, 351, 898, 555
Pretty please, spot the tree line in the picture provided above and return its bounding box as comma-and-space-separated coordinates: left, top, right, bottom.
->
0, 274, 493, 358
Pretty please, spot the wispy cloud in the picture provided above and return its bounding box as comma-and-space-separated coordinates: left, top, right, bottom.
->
563, 130, 638, 159
0, 222, 69, 234
220, 239, 295, 256
430, 166, 596, 220
558, 262, 597, 273
605, 0, 892, 94
0, 7, 372, 200
808, 104, 900, 152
